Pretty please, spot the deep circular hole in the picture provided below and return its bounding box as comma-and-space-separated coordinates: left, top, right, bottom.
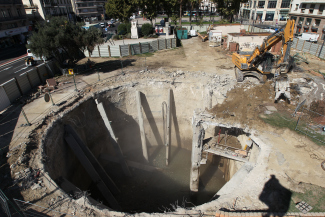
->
43, 86, 244, 213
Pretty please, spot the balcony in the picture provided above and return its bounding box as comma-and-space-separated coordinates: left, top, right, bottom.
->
0, 15, 27, 22
0, 0, 23, 4
24, 3, 38, 9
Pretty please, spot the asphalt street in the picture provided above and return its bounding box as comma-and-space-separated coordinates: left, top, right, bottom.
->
0, 59, 40, 85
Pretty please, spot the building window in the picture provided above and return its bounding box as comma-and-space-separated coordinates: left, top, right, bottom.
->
290, 16, 297, 22
16, 8, 21, 17
258, 1, 265, 8
256, 11, 263, 20
319, 4, 325, 14
309, 4, 315, 14
29, 0, 34, 6
253, 1, 256, 8
281, 0, 290, 8
7, 9, 12, 17
315, 19, 321, 27
301, 3, 306, 12
1, 9, 7, 17
298, 17, 304, 25
265, 11, 275, 21
303, 27, 309, 32
305, 18, 312, 26
268, 1, 277, 8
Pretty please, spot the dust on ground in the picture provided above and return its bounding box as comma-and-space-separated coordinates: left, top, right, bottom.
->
3, 36, 325, 215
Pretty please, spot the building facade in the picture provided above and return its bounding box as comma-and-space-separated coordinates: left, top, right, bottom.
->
199, 0, 217, 14
240, 0, 291, 23
71, 0, 105, 21
22, 0, 75, 21
0, 0, 30, 48
289, 0, 325, 42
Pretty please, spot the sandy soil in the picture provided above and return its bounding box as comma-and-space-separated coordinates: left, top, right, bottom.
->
4, 37, 325, 215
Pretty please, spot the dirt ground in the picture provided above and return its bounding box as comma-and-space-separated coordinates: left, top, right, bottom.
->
3, 36, 325, 215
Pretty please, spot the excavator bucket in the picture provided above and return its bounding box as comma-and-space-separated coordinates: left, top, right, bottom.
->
275, 76, 290, 102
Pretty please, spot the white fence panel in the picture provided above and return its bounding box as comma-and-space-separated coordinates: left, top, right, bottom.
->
27, 68, 41, 88
2, 79, 20, 103
100, 46, 110, 57
110, 46, 120, 57
302, 41, 312, 53
0, 86, 11, 111
309, 43, 319, 56
16, 73, 31, 95
91, 48, 100, 57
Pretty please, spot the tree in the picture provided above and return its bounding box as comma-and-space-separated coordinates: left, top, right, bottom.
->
105, 0, 135, 23
27, 17, 103, 65
139, 0, 160, 25
214, 0, 244, 22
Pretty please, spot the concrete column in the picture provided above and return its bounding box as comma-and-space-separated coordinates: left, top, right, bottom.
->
190, 120, 205, 192
95, 100, 132, 177
166, 89, 172, 166
136, 91, 149, 162
64, 132, 120, 210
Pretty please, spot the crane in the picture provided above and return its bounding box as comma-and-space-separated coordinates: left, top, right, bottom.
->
232, 20, 295, 102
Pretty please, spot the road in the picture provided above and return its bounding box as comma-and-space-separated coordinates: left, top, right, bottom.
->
0, 59, 41, 85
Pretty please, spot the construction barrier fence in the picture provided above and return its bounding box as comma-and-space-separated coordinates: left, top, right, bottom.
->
84, 38, 177, 58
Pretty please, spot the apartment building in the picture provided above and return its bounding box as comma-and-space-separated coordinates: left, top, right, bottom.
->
71, 0, 105, 21
22, 0, 74, 21
289, 0, 325, 42
0, 0, 29, 48
199, 0, 217, 14
240, 0, 291, 23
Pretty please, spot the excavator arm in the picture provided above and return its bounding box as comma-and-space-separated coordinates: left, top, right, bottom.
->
232, 20, 295, 102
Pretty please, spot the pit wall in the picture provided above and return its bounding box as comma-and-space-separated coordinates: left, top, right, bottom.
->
43, 81, 219, 192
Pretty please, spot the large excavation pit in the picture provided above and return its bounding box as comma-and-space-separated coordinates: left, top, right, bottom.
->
41, 82, 258, 214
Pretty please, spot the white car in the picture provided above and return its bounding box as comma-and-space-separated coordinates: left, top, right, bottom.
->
100, 23, 105, 28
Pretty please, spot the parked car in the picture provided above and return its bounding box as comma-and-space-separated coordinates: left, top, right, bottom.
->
297, 32, 319, 42
100, 23, 105, 28
107, 23, 115, 28
110, 18, 116, 23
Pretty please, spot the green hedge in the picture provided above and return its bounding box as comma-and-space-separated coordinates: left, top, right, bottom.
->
141, 23, 153, 36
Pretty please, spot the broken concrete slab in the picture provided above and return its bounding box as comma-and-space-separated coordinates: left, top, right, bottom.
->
265, 106, 277, 112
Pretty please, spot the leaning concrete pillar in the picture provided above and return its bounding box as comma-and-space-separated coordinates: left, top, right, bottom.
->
136, 91, 149, 162
190, 119, 205, 192
95, 99, 132, 177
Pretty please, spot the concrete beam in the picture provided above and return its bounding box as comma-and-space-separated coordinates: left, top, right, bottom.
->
64, 125, 120, 195
190, 122, 205, 192
204, 148, 249, 163
95, 100, 132, 177
136, 91, 149, 162
64, 133, 120, 210
166, 89, 172, 166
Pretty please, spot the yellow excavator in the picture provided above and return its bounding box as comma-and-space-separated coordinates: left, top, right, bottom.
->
232, 20, 295, 101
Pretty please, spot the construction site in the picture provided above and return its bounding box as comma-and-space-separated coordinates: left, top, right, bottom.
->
1, 22, 325, 217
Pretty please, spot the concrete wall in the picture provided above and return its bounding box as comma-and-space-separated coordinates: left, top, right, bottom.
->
226, 33, 269, 50
212, 24, 246, 37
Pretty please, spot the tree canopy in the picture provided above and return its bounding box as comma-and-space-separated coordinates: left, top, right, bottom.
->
27, 17, 103, 65
105, 0, 135, 23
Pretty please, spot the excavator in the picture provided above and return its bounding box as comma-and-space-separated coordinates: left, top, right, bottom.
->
232, 20, 295, 102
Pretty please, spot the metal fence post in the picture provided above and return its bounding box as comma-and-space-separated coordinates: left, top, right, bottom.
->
73, 73, 77, 91
128, 44, 131, 56
98, 46, 101, 57
119, 45, 122, 58
108, 45, 111, 57
139, 42, 142, 53
318, 39, 325, 58
120, 59, 124, 75
21, 108, 31, 126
